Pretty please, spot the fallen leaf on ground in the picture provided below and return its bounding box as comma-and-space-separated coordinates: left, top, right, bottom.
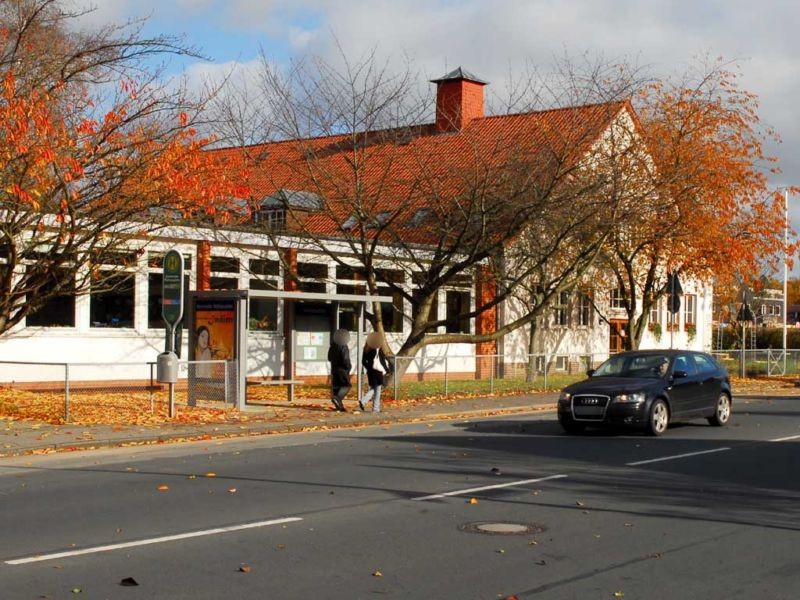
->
372, 570, 383, 577
576, 501, 585, 506
614, 593, 624, 598
157, 485, 169, 491
228, 488, 237, 493
187, 475, 196, 480
239, 564, 251, 573
468, 498, 478, 504
205, 472, 216, 477
120, 577, 139, 586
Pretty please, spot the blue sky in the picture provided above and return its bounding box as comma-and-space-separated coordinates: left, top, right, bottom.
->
78, 0, 800, 269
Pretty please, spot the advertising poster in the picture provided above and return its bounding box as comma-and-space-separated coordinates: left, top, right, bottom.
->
193, 299, 236, 379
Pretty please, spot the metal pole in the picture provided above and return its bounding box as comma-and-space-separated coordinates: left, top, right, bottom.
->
741, 322, 746, 378
149, 362, 154, 415
64, 363, 70, 423
169, 382, 175, 418
784, 188, 789, 374
357, 303, 364, 404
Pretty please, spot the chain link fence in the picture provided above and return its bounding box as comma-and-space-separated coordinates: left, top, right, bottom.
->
711, 349, 800, 378
0, 360, 235, 423
390, 353, 609, 400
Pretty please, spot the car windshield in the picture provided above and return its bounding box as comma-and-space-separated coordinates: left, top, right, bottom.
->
593, 353, 670, 379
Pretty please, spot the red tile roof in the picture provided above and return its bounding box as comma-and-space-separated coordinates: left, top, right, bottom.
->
210, 99, 633, 242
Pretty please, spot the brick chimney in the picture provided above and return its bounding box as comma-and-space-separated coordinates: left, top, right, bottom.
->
431, 67, 487, 133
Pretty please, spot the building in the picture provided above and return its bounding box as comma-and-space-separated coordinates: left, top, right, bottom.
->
0, 68, 713, 384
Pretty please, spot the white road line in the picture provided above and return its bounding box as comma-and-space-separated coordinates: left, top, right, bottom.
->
626, 447, 731, 466
770, 434, 800, 442
413, 474, 568, 501
5, 517, 302, 565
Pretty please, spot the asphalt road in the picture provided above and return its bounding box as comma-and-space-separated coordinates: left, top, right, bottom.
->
2, 395, 800, 599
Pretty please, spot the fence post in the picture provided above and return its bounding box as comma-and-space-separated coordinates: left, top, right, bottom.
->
224, 360, 230, 404
149, 362, 155, 416
444, 355, 449, 397
490, 354, 495, 394
64, 363, 70, 423
543, 353, 548, 390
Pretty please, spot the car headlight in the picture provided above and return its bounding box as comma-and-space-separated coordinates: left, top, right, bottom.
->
559, 392, 572, 402
614, 392, 645, 403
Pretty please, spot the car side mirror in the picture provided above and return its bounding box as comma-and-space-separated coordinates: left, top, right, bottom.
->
586, 369, 595, 377
672, 369, 688, 379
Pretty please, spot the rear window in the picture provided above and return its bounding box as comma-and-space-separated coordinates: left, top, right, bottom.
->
693, 353, 718, 375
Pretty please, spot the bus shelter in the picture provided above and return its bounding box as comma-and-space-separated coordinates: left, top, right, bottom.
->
187, 289, 393, 409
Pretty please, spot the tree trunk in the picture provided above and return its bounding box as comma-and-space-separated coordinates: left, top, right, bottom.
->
526, 319, 537, 383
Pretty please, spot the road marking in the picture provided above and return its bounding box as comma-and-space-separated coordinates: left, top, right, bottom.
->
770, 434, 800, 442
5, 517, 302, 565
413, 474, 568, 501
626, 447, 731, 466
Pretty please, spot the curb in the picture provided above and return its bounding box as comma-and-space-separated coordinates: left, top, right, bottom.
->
0, 403, 558, 458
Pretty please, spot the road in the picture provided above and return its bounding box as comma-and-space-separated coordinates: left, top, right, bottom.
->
2, 395, 800, 599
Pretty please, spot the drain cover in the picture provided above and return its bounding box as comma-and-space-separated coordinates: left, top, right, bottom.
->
459, 521, 545, 536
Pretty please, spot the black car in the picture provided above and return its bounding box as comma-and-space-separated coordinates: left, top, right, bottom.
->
557, 350, 732, 436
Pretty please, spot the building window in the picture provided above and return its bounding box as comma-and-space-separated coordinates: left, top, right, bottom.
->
578, 293, 592, 327
649, 298, 661, 325
445, 290, 471, 334
555, 355, 568, 371
255, 209, 286, 230
610, 288, 625, 309
210, 256, 239, 290
249, 258, 279, 277
249, 279, 278, 331
210, 256, 239, 273
26, 269, 76, 327
90, 273, 135, 328
296, 261, 328, 279
210, 276, 238, 290
684, 294, 696, 325
554, 292, 569, 327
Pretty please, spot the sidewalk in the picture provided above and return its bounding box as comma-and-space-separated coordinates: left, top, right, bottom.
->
0, 392, 560, 457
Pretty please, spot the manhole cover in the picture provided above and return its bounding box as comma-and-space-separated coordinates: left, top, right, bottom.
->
459, 521, 546, 536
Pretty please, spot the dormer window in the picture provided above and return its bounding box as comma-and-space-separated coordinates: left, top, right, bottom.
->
341, 215, 357, 231
255, 208, 286, 230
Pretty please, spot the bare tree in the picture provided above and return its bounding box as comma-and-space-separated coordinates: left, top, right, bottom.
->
208, 49, 648, 375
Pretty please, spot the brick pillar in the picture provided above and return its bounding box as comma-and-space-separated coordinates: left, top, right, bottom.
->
475, 264, 497, 379
196, 241, 211, 291
282, 248, 298, 291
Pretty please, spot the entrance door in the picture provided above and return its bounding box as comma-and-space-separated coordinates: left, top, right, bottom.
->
609, 319, 628, 353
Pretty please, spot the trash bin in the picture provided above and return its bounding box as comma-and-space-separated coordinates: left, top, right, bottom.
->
157, 351, 178, 383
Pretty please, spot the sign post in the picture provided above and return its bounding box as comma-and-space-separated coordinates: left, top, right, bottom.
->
162, 249, 184, 417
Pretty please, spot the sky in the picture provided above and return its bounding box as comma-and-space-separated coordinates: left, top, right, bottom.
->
76, 0, 800, 262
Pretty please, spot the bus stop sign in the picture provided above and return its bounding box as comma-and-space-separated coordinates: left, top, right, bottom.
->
162, 249, 184, 329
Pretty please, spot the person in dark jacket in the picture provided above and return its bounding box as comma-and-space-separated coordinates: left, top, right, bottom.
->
359, 332, 391, 413
327, 329, 352, 412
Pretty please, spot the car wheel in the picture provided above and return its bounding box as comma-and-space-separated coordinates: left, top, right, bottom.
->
646, 399, 669, 436
707, 393, 732, 427
559, 417, 585, 434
